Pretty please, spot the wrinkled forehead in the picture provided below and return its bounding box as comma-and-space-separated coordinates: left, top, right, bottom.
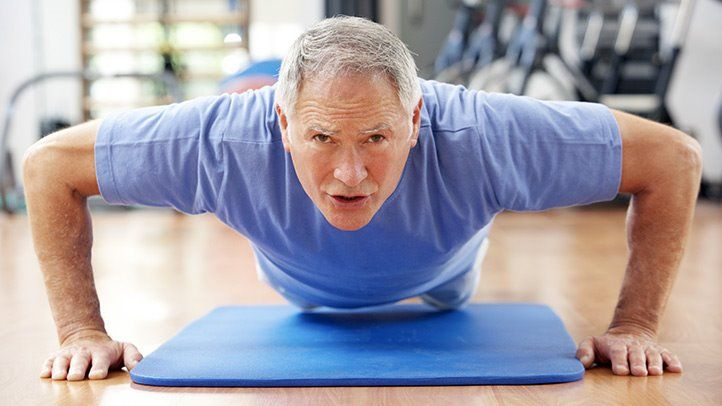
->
290, 72, 406, 128
299, 68, 398, 97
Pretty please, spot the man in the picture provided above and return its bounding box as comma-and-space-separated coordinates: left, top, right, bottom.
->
23, 16, 700, 382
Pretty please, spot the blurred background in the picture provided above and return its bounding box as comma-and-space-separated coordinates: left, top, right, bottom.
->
0, 0, 721, 213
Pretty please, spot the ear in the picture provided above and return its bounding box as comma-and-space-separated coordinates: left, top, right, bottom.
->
409, 98, 423, 148
275, 103, 291, 152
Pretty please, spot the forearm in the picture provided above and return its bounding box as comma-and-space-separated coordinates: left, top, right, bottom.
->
24, 147, 106, 344
610, 161, 700, 336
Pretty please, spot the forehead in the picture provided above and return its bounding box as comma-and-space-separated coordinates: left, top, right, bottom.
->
292, 72, 405, 127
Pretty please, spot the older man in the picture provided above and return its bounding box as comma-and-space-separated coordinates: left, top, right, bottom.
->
23, 16, 700, 382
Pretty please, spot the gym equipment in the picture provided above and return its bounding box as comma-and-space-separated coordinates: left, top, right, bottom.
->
435, 0, 510, 85
461, 0, 697, 118
130, 303, 584, 387
0, 71, 182, 214
599, 2, 640, 95
434, 2, 479, 76
648, 0, 695, 122
469, 0, 614, 99
467, 0, 560, 97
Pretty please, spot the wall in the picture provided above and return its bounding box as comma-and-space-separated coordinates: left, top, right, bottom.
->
666, 0, 722, 184
249, 0, 324, 60
0, 0, 80, 188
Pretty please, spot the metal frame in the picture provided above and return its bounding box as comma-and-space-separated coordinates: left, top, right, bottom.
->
0, 70, 182, 214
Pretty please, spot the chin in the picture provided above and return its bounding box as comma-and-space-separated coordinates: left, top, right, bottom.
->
323, 212, 373, 231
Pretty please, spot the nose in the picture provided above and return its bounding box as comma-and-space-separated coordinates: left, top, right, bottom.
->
333, 146, 368, 187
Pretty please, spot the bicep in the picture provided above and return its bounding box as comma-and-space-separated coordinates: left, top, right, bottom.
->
612, 109, 701, 195
24, 120, 102, 198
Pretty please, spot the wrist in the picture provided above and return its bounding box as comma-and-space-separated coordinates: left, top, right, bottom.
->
59, 322, 107, 346
609, 298, 661, 339
607, 319, 657, 339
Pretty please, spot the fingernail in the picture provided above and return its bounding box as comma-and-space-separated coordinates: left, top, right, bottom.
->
633, 367, 648, 376
580, 355, 590, 363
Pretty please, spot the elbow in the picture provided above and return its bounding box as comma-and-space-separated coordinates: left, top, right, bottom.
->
22, 122, 100, 200
22, 143, 45, 186
22, 140, 56, 190
673, 131, 703, 183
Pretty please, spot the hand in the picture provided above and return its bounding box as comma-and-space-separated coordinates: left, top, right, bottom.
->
576, 327, 682, 376
40, 329, 143, 381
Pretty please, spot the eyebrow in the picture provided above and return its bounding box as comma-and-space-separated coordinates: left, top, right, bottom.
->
359, 123, 392, 134
307, 123, 392, 135
307, 125, 337, 135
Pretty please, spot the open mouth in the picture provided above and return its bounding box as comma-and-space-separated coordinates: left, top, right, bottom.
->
329, 194, 370, 207
333, 196, 365, 202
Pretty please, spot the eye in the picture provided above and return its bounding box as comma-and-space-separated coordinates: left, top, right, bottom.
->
368, 134, 385, 143
313, 134, 332, 143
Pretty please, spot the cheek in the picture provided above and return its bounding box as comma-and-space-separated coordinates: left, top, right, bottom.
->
297, 149, 332, 183
382, 147, 411, 183
366, 158, 388, 178
366, 152, 398, 183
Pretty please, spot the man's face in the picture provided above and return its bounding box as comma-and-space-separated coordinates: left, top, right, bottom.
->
276, 73, 422, 231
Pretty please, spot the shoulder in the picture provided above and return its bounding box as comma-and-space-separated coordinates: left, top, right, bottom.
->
224, 85, 281, 144
419, 78, 489, 132
420, 79, 616, 136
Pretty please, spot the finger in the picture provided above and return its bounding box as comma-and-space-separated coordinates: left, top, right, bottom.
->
88, 352, 112, 380
628, 344, 647, 376
609, 344, 630, 375
40, 357, 55, 378
646, 348, 663, 376
122, 342, 143, 371
575, 337, 596, 368
661, 351, 683, 373
51, 355, 71, 380
67, 351, 92, 381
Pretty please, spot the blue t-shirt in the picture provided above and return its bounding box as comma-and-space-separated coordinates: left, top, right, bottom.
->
95, 79, 622, 308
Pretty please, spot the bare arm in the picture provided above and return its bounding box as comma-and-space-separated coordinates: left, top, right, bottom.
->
611, 109, 701, 336
24, 120, 103, 342
576, 109, 702, 376
23, 120, 141, 380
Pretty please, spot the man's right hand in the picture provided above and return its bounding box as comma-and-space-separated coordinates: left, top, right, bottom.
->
23, 121, 141, 381
40, 330, 143, 381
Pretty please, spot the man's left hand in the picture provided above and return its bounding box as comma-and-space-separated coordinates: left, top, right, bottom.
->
576, 328, 683, 376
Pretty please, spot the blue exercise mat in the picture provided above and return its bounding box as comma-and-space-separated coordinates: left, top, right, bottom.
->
130, 304, 584, 387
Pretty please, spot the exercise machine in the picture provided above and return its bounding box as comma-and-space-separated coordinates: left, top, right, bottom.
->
0, 71, 182, 214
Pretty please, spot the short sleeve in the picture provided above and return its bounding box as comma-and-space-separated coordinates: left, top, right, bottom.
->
94, 95, 230, 214
475, 92, 622, 211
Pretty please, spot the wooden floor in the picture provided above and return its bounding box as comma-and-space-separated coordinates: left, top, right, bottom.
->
1, 202, 721, 405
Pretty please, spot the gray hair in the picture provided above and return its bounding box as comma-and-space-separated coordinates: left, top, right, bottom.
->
275, 16, 421, 114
